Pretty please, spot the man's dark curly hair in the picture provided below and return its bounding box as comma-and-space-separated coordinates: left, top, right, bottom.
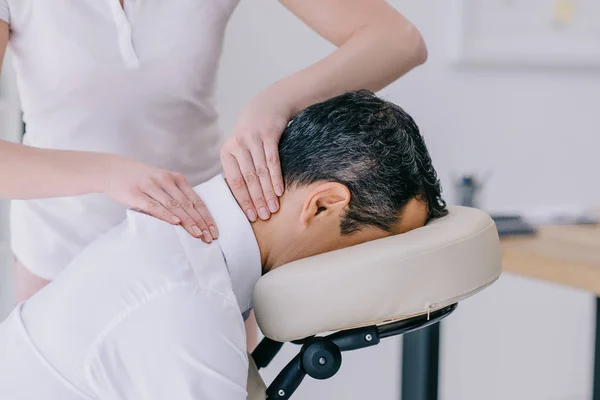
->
278, 90, 447, 235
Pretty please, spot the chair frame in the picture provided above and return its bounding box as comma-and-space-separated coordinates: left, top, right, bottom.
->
252, 303, 458, 399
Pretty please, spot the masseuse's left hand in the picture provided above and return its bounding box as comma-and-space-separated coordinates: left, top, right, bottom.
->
220, 93, 290, 222
221, 0, 429, 221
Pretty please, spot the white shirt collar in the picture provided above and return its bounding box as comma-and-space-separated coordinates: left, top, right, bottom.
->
192, 175, 262, 315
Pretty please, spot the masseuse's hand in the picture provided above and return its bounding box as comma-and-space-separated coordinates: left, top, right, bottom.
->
220, 94, 290, 222
101, 155, 218, 243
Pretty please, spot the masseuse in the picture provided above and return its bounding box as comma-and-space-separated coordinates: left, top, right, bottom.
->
0, 0, 427, 339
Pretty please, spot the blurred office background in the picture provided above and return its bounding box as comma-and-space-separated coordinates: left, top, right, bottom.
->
1, 1, 599, 399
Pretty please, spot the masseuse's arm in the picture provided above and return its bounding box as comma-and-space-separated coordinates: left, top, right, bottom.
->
85, 289, 248, 400
221, 0, 426, 221
0, 21, 217, 242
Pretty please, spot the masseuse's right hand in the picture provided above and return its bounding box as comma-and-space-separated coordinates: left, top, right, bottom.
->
101, 155, 218, 243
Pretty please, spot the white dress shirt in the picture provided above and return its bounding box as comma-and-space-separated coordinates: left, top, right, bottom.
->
1, 0, 239, 279
0, 175, 262, 400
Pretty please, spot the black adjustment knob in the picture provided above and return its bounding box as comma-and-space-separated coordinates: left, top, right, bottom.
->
301, 339, 342, 380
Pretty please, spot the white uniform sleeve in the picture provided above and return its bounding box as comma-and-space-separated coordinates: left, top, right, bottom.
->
85, 286, 249, 400
0, 0, 8, 23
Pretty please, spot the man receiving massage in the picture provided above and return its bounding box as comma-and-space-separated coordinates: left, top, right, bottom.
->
0, 90, 447, 400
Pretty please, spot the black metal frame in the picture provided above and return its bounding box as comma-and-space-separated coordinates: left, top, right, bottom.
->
594, 297, 600, 400
252, 304, 458, 400
402, 323, 440, 400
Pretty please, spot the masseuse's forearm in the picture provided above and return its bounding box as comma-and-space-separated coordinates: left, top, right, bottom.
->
1, 22, 100, 199
0, 139, 107, 199
0, 139, 221, 240
0, 21, 104, 200
272, 0, 427, 118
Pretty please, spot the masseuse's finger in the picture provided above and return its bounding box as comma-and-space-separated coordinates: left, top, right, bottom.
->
221, 151, 257, 222
145, 182, 210, 243
235, 148, 271, 221
249, 140, 279, 214
263, 139, 284, 198
135, 192, 181, 228
164, 187, 213, 243
173, 174, 218, 240
158, 175, 214, 243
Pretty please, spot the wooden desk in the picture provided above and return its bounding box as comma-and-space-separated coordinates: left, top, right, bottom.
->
501, 224, 600, 400
502, 224, 600, 295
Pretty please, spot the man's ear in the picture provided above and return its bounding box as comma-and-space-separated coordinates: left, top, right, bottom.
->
300, 182, 351, 227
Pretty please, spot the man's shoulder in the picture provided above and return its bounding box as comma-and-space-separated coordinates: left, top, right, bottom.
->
82, 283, 248, 399
23, 212, 194, 346
77, 210, 184, 269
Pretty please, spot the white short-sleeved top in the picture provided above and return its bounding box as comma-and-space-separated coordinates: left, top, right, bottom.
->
0, 175, 262, 400
3, 0, 240, 278
0, 2, 8, 23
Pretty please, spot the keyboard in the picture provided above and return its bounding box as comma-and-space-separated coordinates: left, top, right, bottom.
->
491, 215, 537, 237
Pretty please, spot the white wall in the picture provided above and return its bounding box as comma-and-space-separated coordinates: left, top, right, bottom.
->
216, 1, 600, 399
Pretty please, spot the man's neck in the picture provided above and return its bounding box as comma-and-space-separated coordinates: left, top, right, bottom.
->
222, 176, 281, 274
250, 220, 274, 275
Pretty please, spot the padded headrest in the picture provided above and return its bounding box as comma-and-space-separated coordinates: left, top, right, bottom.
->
253, 206, 502, 342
